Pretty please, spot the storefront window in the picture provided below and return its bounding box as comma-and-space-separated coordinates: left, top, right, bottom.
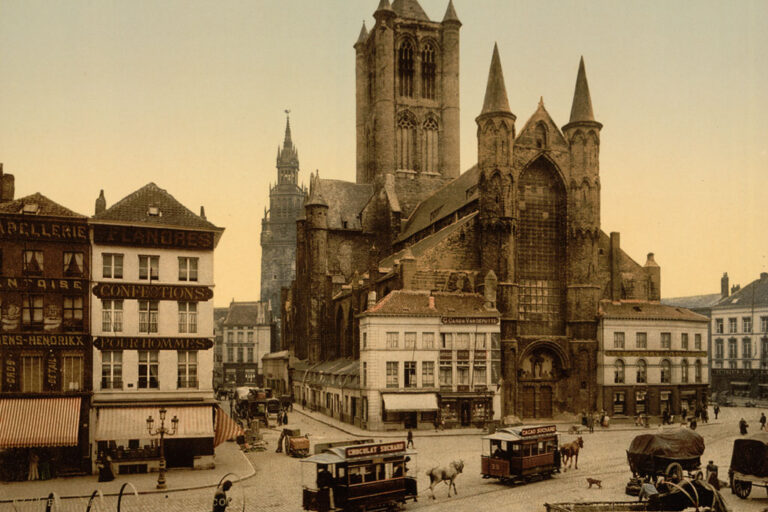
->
442, 401, 457, 421
62, 353, 83, 391
613, 392, 625, 415
635, 391, 647, 414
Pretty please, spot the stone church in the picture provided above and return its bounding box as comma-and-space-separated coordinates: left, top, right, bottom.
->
283, 0, 660, 421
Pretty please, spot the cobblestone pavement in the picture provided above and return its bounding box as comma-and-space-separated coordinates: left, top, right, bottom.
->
3, 405, 768, 511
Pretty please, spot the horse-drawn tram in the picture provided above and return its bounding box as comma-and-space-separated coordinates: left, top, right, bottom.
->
481, 424, 560, 483
301, 440, 418, 512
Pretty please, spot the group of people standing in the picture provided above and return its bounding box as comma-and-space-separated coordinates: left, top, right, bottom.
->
661, 403, 709, 428
580, 410, 609, 433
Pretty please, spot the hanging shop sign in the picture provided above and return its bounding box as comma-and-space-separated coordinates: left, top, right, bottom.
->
94, 337, 213, 350
93, 224, 214, 250
92, 283, 213, 301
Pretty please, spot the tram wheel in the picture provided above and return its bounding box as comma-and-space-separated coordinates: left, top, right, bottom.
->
734, 479, 752, 499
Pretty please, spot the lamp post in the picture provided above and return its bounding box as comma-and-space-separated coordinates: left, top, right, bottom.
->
146, 408, 178, 490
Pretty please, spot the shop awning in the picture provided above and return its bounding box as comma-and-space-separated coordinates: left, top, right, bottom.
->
382, 393, 438, 412
95, 406, 214, 441
213, 405, 244, 447
0, 398, 81, 448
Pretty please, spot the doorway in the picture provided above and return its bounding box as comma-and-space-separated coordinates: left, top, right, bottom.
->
522, 386, 535, 418
460, 401, 471, 426
404, 412, 417, 429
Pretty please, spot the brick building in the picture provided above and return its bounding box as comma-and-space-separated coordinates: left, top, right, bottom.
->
283, 0, 669, 423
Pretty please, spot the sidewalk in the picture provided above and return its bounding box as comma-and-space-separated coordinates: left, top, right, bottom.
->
0, 441, 254, 502
294, 404, 721, 438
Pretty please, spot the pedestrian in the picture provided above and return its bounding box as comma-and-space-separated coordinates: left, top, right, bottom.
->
760, 412, 766, 431
740, 417, 749, 435
277, 409, 283, 426
714, 404, 720, 420
703, 408, 709, 424
587, 413, 595, 434
212, 480, 232, 512
706, 460, 720, 490
27, 451, 39, 481
662, 409, 670, 425
407, 429, 414, 449
283, 410, 288, 425
689, 416, 697, 430
97, 452, 115, 482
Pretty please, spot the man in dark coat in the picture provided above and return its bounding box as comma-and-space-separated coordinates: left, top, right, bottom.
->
740, 418, 749, 435
714, 404, 720, 420
407, 429, 414, 449
760, 412, 766, 431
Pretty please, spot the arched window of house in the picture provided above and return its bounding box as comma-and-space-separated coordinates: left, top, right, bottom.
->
397, 112, 416, 171
680, 359, 689, 383
422, 117, 439, 173
636, 359, 647, 384
695, 359, 702, 383
421, 43, 436, 99
614, 359, 625, 384
660, 359, 672, 384
398, 40, 414, 97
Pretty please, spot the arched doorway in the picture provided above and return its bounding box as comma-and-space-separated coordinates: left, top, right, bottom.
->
518, 343, 568, 418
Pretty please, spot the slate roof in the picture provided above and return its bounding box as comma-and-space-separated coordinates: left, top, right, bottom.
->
0, 193, 85, 218
382, 211, 477, 268
442, 0, 460, 23
716, 274, 768, 309
223, 301, 270, 327
364, 289, 498, 318
661, 294, 723, 311
396, 165, 479, 243
599, 300, 708, 322
93, 182, 222, 231
214, 307, 228, 325
315, 179, 373, 230
392, 0, 429, 21
480, 44, 511, 116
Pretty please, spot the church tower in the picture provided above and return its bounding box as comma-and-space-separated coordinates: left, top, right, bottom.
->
260, 113, 306, 332
355, 0, 461, 184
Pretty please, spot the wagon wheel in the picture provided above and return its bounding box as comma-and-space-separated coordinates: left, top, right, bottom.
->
665, 462, 683, 483
693, 470, 704, 481
733, 479, 752, 499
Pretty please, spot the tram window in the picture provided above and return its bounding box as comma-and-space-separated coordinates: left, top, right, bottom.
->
546, 440, 557, 453
491, 440, 504, 457
538, 441, 545, 453
377, 464, 386, 481
511, 443, 521, 456
385, 463, 393, 479
337, 467, 346, 482
349, 466, 363, 484
523, 444, 532, 457
364, 465, 376, 483
393, 462, 404, 478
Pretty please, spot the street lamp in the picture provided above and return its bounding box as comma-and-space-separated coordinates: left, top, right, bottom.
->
146, 408, 179, 490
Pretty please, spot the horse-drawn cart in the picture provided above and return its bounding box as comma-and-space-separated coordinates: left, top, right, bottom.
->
625, 428, 705, 495
729, 432, 768, 499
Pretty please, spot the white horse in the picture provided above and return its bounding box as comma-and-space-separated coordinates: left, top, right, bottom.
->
426, 460, 464, 499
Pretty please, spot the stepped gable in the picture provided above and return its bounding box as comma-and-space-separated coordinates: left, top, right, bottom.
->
93, 182, 221, 231
366, 289, 497, 317
599, 300, 708, 322
314, 179, 373, 230
396, 165, 479, 243
0, 192, 85, 218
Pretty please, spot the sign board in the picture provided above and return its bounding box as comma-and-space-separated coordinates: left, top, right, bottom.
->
93, 224, 214, 250
441, 317, 499, 325
0, 277, 87, 293
345, 441, 406, 458
92, 283, 213, 301
0, 334, 88, 348
520, 425, 557, 437
94, 337, 213, 350
0, 217, 88, 243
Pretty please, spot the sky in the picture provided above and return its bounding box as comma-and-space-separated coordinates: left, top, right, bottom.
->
1, 0, 766, 306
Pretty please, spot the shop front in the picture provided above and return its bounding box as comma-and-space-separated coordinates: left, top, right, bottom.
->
439, 393, 494, 428
381, 393, 438, 429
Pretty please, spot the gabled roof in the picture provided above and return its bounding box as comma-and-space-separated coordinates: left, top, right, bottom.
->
391, 0, 429, 21
382, 211, 477, 268
662, 294, 723, 311
716, 274, 768, 309
214, 307, 229, 325
396, 165, 478, 243
516, 99, 568, 149
223, 301, 270, 327
93, 182, 221, 231
314, 179, 373, 230
599, 300, 708, 323
0, 193, 85, 218
364, 289, 498, 318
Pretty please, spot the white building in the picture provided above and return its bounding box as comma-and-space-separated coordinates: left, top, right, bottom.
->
89, 184, 225, 472
598, 301, 709, 419
220, 300, 272, 386
358, 290, 501, 430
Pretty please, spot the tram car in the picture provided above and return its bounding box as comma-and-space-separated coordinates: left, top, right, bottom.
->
301, 440, 417, 512
481, 424, 560, 483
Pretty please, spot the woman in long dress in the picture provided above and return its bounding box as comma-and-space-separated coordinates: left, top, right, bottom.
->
97, 452, 115, 482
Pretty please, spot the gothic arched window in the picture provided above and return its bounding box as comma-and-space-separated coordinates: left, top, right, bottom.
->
421, 43, 436, 99
398, 41, 414, 97
422, 117, 438, 173
397, 113, 416, 171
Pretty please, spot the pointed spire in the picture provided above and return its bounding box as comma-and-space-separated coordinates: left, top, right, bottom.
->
375, 0, 394, 15
480, 43, 511, 116
283, 110, 293, 149
569, 56, 596, 123
356, 21, 368, 46
442, 0, 461, 24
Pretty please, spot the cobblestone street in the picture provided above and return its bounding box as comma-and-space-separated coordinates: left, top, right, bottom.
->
2, 405, 768, 511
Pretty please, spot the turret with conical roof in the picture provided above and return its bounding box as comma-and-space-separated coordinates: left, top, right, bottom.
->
442, 0, 461, 25
561, 57, 601, 191
476, 44, 516, 169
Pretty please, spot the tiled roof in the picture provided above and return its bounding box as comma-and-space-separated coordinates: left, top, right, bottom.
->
214, 307, 228, 325
93, 183, 221, 231
599, 300, 708, 322
716, 274, 768, 309
0, 193, 85, 218
391, 0, 429, 21
315, 179, 373, 230
396, 165, 479, 243
661, 294, 723, 310
223, 301, 270, 326
364, 289, 498, 318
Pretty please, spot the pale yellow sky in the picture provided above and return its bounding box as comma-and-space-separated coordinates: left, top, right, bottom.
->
1, 0, 766, 305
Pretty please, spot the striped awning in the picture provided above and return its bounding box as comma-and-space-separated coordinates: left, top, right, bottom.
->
95, 406, 214, 441
0, 398, 81, 448
213, 405, 244, 447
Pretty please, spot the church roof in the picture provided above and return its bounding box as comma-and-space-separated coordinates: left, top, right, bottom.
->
391, 0, 430, 21
568, 57, 597, 124
396, 165, 479, 243
662, 294, 723, 311
442, 0, 460, 24
383, 211, 477, 268
314, 179, 373, 230
363, 289, 498, 317
599, 300, 708, 323
716, 274, 768, 309
480, 44, 511, 116
0, 192, 86, 218
92, 182, 222, 232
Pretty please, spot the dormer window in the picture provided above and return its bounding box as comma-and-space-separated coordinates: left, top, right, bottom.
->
147, 206, 161, 216
21, 203, 39, 214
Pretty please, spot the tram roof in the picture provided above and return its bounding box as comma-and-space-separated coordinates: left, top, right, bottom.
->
483, 425, 558, 442
302, 440, 416, 465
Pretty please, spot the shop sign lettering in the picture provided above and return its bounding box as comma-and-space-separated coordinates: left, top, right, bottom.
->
0, 277, 86, 292
47, 356, 57, 388
520, 425, 557, 437
0, 334, 87, 347
5, 358, 16, 386
346, 441, 406, 458
94, 337, 213, 350
0, 217, 88, 242
441, 317, 499, 325
92, 283, 213, 301
93, 225, 214, 250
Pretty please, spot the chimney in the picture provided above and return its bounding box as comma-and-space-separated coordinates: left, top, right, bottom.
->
610, 232, 621, 301
721, 272, 730, 298
94, 190, 106, 215
200, 206, 207, 220
644, 253, 660, 301
399, 248, 416, 290
0, 163, 15, 202
428, 295, 436, 310
731, 284, 740, 294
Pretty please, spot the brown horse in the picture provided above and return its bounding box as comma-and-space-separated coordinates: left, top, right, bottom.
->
560, 436, 584, 471
426, 460, 464, 499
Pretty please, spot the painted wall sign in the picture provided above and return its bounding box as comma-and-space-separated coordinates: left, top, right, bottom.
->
46, 355, 58, 388
93, 224, 214, 250
0, 277, 87, 292
520, 425, 557, 437
0, 334, 88, 348
605, 350, 707, 358
94, 337, 213, 350
4, 357, 17, 388
92, 283, 213, 301
0, 217, 88, 242
345, 441, 406, 458
441, 317, 499, 325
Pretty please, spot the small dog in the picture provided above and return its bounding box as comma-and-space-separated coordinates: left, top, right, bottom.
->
586, 478, 602, 489
568, 425, 581, 435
